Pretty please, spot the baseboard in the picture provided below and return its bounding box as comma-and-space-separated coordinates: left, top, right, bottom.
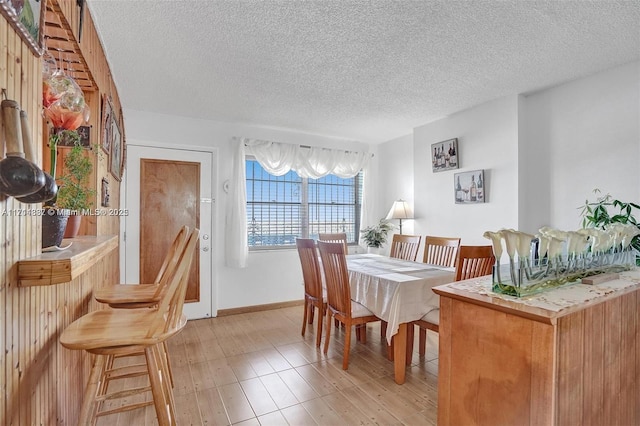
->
217, 299, 304, 317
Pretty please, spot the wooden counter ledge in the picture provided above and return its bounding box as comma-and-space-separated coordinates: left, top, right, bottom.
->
18, 235, 118, 286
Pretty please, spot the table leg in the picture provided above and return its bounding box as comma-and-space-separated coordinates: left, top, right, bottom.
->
393, 323, 407, 384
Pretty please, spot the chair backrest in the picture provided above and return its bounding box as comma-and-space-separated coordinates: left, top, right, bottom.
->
318, 232, 348, 254
423, 236, 461, 267
295, 238, 323, 300
389, 234, 422, 261
317, 241, 352, 319
151, 225, 190, 298
148, 228, 200, 338
455, 245, 495, 281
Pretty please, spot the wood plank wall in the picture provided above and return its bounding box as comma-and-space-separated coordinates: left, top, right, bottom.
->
556, 288, 639, 425
1, 1, 124, 423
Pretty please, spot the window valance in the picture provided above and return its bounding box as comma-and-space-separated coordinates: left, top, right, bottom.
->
244, 138, 369, 179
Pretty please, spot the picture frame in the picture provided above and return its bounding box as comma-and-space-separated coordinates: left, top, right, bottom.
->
454, 169, 484, 204
101, 95, 114, 154
0, 0, 46, 57
109, 117, 123, 181
431, 138, 459, 172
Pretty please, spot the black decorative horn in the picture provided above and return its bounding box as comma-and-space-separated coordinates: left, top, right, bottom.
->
0, 100, 46, 197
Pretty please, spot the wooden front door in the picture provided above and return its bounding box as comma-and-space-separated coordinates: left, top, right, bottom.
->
124, 143, 214, 319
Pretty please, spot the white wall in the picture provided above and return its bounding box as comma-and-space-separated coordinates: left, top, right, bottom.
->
412, 96, 520, 248
521, 60, 640, 232
122, 110, 371, 312
374, 134, 414, 251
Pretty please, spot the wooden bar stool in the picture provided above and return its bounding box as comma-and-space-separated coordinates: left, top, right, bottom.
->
93, 225, 189, 308
60, 228, 199, 425
93, 225, 190, 389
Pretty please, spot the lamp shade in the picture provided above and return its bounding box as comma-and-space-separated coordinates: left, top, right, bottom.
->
385, 199, 413, 220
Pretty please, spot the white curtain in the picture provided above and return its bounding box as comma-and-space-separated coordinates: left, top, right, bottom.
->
245, 139, 369, 179
225, 139, 248, 267
225, 137, 370, 268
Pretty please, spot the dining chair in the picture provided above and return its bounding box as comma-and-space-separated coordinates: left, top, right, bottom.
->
94, 225, 190, 308
454, 245, 495, 281
412, 244, 495, 358
60, 228, 200, 425
423, 235, 461, 267
296, 238, 326, 347
317, 240, 380, 370
389, 234, 422, 261
318, 232, 349, 254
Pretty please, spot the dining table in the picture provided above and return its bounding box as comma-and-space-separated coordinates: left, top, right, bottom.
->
346, 253, 456, 384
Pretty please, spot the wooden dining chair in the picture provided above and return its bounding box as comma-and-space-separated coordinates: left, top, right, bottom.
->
454, 245, 495, 281
296, 238, 327, 347
412, 244, 495, 358
60, 228, 200, 425
423, 235, 461, 267
318, 232, 349, 254
389, 234, 422, 261
317, 241, 380, 370
94, 225, 190, 308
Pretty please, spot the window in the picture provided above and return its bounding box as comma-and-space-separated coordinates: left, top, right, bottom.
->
246, 159, 362, 249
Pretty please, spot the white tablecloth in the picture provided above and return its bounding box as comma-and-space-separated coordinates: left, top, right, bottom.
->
346, 254, 455, 343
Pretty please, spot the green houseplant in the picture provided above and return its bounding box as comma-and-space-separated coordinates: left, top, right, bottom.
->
360, 219, 394, 249
579, 189, 640, 264
56, 133, 96, 238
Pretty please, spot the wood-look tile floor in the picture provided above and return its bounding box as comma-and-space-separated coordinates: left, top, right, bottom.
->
96, 305, 439, 425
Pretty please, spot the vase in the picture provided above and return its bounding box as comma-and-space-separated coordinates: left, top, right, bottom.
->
63, 213, 82, 238
42, 208, 70, 248
367, 246, 382, 255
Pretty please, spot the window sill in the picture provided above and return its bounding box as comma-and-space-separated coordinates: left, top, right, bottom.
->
18, 235, 118, 287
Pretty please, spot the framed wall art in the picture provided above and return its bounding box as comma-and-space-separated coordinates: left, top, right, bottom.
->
454, 169, 484, 204
431, 138, 458, 172
0, 0, 46, 57
109, 117, 123, 181
101, 95, 114, 154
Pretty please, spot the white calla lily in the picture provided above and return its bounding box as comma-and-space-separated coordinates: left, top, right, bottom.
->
515, 232, 534, 259
499, 229, 518, 259
483, 231, 504, 260
548, 236, 564, 259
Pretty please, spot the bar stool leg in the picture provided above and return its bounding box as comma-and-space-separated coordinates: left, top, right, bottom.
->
154, 343, 177, 422
145, 346, 172, 425
79, 354, 106, 426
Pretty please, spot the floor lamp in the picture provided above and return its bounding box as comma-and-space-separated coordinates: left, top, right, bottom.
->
385, 199, 412, 234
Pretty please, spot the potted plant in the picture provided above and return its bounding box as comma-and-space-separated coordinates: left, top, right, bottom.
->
41, 70, 89, 247
56, 132, 96, 238
579, 189, 640, 264
360, 219, 394, 253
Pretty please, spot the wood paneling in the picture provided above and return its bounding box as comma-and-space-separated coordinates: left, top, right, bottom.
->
1, 1, 123, 424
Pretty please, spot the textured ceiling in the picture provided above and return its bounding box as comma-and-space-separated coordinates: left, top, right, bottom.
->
86, 1, 640, 144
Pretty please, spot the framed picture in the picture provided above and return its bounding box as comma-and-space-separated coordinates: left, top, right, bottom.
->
0, 0, 46, 57
431, 138, 459, 172
109, 117, 123, 181
101, 95, 114, 154
454, 169, 484, 204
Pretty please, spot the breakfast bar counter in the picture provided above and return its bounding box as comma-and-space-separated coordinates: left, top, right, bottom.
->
433, 270, 640, 426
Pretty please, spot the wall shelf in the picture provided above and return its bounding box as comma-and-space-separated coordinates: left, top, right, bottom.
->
18, 235, 118, 287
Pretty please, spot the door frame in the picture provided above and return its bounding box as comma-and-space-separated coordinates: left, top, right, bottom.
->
120, 139, 218, 318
